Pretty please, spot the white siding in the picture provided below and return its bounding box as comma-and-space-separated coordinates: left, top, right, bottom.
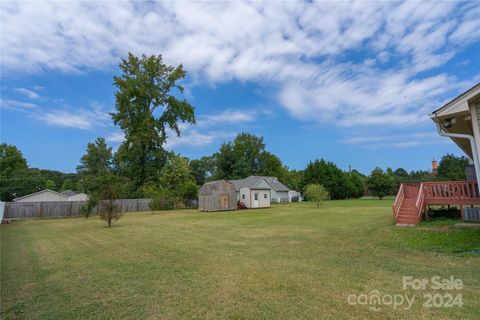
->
250, 189, 270, 208
239, 187, 251, 207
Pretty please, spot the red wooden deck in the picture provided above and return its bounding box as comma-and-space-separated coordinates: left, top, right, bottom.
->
393, 181, 480, 224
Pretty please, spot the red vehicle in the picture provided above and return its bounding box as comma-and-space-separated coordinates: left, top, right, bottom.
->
237, 201, 247, 209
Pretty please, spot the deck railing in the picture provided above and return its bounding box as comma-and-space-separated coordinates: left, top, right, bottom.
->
392, 183, 404, 220
415, 183, 426, 222
422, 181, 480, 206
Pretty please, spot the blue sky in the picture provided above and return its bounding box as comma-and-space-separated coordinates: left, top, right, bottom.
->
1, 1, 480, 174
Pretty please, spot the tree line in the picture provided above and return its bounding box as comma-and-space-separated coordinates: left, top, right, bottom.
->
0, 53, 471, 205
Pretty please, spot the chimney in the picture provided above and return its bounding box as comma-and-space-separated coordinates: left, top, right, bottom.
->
432, 158, 438, 175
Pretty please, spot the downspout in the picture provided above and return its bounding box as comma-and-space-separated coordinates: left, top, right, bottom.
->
435, 121, 480, 182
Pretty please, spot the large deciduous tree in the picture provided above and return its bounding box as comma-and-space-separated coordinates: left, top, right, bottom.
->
111, 53, 195, 187
214, 133, 288, 180
301, 159, 354, 200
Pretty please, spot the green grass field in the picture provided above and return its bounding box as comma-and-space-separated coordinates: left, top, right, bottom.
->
1, 199, 479, 319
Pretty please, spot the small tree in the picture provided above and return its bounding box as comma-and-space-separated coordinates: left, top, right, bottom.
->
366, 167, 395, 199
98, 184, 121, 227
305, 184, 330, 208
45, 179, 56, 190
61, 178, 74, 191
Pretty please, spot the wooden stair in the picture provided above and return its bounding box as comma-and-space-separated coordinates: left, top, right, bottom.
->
392, 183, 423, 225
395, 198, 419, 225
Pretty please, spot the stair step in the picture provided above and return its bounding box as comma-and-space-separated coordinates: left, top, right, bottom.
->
396, 218, 418, 224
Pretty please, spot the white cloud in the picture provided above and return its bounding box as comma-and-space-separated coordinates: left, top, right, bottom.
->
1, 1, 479, 127
32, 102, 110, 130
15, 88, 40, 99
197, 109, 256, 127
1, 98, 38, 109
340, 131, 450, 149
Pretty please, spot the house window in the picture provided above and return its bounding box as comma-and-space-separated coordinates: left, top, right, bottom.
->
242, 194, 245, 199
254, 193, 258, 200
264, 194, 268, 199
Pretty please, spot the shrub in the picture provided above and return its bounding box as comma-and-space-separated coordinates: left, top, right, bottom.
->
80, 193, 98, 219
427, 206, 462, 220
149, 190, 176, 210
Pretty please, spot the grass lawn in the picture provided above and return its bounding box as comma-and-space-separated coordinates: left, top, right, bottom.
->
1, 199, 479, 319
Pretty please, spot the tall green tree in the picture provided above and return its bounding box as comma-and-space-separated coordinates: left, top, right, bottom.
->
77, 138, 112, 175
437, 153, 469, 181
366, 167, 395, 199
111, 53, 195, 187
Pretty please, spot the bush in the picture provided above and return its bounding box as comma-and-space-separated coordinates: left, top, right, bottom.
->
427, 206, 462, 220
149, 190, 176, 210
80, 193, 98, 219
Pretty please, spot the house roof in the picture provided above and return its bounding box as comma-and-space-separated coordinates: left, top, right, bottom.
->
13, 189, 68, 201
61, 190, 78, 197
229, 176, 289, 192
430, 83, 480, 118
430, 83, 480, 159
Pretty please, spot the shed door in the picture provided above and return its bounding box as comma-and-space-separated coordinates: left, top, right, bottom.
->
220, 194, 229, 209
253, 192, 259, 208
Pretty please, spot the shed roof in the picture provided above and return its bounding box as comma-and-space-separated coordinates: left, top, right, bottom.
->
229, 176, 289, 192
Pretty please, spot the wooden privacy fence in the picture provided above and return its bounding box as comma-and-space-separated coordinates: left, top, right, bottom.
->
3, 199, 198, 219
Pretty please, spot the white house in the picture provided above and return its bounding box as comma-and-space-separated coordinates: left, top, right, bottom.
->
13, 189, 88, 202
229, 176, 290, 208
230, 177, 271, 208
263, 176, 290, 203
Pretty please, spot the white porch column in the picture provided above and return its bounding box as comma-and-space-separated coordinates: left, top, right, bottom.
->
470, 101, 480, 181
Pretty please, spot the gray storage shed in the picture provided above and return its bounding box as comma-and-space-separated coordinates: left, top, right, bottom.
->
199, 180, 237, 211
